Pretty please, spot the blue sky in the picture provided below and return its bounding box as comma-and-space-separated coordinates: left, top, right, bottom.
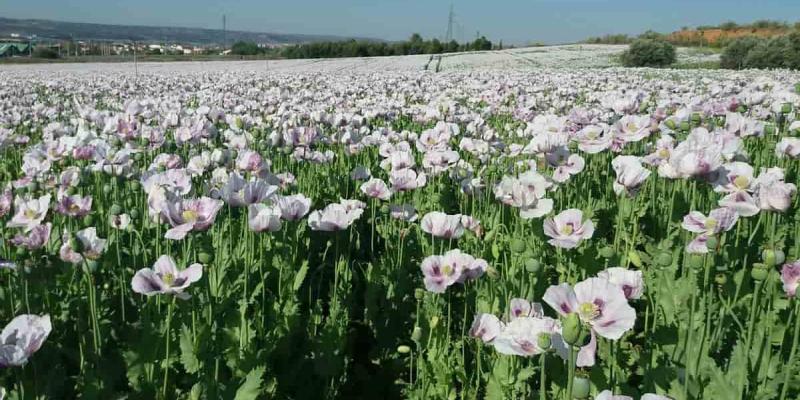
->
2, 0, 799, 44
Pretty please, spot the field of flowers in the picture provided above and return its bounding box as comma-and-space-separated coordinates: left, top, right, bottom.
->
0, 51, 799, 399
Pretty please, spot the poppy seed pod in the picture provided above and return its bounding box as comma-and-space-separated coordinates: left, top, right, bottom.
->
198, 252, 213, 264
571, 376, 591, 399
781, 103, 792, 114
511, 238, 526, 253
524, 258, 541, 273
655, 251, 673, 266
561, 313, 582, 346
537, 332, 551, 351
751, 263, 769, 281
599, 246, 616, 259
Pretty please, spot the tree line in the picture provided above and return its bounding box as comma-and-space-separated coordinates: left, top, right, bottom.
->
273, 34, 497, 59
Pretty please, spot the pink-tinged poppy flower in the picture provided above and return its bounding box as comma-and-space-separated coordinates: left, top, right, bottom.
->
422, 150, 460, 175
543, 209, 594, 249
275, 194, 312, 221
718, 191, 760, 217
235, 149, 269, 174
614, 115, 651, 143
420, 249, 487, 293
360, 178, 393, 201
8, 194, 51, 232
754, 167, 796, 213
0, 314, 52, 367
612, 156, 651, 197
543, 277, 636, 340
713, 162, 755, 194
492, 316, 560, 356
776, 137, 800, 159
55, 192, 93, 218
162, 197, 223, 240
248, 204, 282, 233
131, 255, 203, 300
389, 204, 418, 222
469, 314, 502, 343
658, 128, 724, 179
109, 214, 131, 230
509, 298, 545, 319
682, 207, 739, 253
546, 148, 585, 183
421, 212, 465, 239
576, 124, 612, 154
781, 261, 800, 297
307, 202, 363, 231
460, 215, 483, 236
59, 232, 83, 264
494, 171, 554, 219
10, 223, 52, 250
390, 168, 427, 191
75, 228, 106, 260
0, 187, 11, 218
642, 135, 675, 166
597, 267, 644, 300
221, 173, 278, 207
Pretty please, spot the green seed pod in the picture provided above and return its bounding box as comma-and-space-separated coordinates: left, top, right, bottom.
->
705, 236, 718, 252
537, 332, 551, 351
665, 119, 677, 130
762, 249, 777, 267
751, 264, 769, 281
86, 260, 99, 273
690, 112, 702, 125
599, 246, 616, 259
102, 184, 113, 196
572, 376, 591, 399
379, 204, 390, 214
628, 250, 643, 268
781, 102, 792, 114
397, 345, 411, 354
561, 313, 582, 346
775, 249, 786, 265
414, 288, 425, 300
411, 326, 422, 342
714, 273, 727, 285
688, 254, 705, 269
524, 258, 541, 273
198, 252, 213, 264
510, 238, 526, 254
108, 204, 123, 216
736, 105, 746, 113
491, 243, 501, 259
129, 209, 140, 220
764, 124, 776, 136
655, 251, 673, 266
679, 121, 691, 132
83, 215, 95, 227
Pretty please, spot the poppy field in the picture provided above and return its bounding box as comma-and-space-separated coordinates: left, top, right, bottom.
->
0, 57, 800, 399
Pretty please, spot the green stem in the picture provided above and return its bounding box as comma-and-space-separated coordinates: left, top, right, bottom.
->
780, 300, 800, 400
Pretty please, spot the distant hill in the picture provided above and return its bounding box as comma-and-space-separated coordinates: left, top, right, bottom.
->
667, 27, 791, 46
0, 17, 375, 45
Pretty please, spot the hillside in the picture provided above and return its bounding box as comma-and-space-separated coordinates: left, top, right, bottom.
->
0, 17, 372, 45
667, 27, 791, 46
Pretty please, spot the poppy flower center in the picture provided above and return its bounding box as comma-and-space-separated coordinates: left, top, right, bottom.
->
162, 272, 176, 286
658, 148, 670, 158
578, 302, 600, 320
704, 217, 718, 230
442, 263, 455, 277
182, 210, 199, 222
561, 224, 575, 235
733, 175, 749, 189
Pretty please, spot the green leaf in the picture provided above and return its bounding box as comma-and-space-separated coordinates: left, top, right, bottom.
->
293, 261, 309, 292
179, 324, 201, 374
234, 366, 266, 400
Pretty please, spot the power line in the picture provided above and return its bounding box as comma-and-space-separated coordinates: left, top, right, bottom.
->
444, 4, 454, 42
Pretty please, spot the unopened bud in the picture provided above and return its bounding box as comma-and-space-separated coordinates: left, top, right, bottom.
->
537, 333, 552, 351
511, 238, 526, 254
429, 316, 440, 329
411, 326, 422, 342
562, 313, 582, 346
397, 345, 411, 354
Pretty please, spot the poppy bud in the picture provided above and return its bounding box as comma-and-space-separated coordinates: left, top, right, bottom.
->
524, 258, 541, 273
109, 204, 122, 216
511, 238, 526, 253
572, 376, 591, 399
561, 313, 582, 346
714, 273, 727, 285
599, 246, 616, 259
397, 345, 411, 354
484, 228, 497, 242
198, 252, 213, 264
411, 326, 422, 342
627, 250, 643, 268
537, 333, 551, 351
491, 243, 500, 259
751, 263, 769, 281
414, 288, 425, 300
429, 316, 439, 329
